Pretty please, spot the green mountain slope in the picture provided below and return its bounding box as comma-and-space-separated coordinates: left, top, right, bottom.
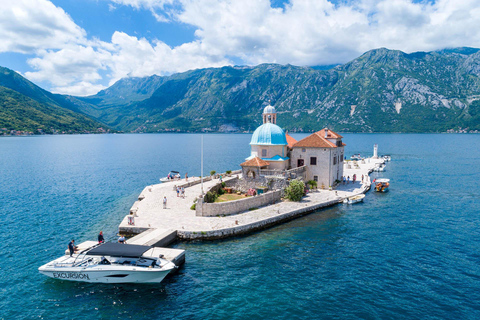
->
0, 87, 108, 134
77, 47, 480, 133
0, 67, 110, 134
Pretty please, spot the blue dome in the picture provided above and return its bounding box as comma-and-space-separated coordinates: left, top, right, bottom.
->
250, 123, 287, 145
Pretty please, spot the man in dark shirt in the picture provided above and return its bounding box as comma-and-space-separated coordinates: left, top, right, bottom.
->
68, 239, 77, 257
98, 231, 105, 243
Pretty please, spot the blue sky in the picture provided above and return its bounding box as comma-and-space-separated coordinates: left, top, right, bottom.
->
1, 0, 479, 96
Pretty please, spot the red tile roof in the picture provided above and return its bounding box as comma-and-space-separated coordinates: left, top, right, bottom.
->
240, 157, 270, 167
292, 128, 344, 148
285, 133, 297, 148
317, 128, 343, 139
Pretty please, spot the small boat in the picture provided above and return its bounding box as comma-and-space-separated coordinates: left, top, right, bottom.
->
160, 170, 180, 182
350, 154, 362, 160
374, 178, 390, 192
343, 194, 365, 204
382, 155, 391, 162
373, 164, 386, 172
38, 243, 176, 284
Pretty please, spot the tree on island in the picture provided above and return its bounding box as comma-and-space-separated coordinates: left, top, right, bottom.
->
285, 180, 305, 202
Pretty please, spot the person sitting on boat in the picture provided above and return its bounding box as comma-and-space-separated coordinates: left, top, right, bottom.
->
118, 235, 126, 244
68, 239, 78, 257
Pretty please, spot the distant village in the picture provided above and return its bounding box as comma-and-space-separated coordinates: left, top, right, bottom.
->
0, 128, 110, 136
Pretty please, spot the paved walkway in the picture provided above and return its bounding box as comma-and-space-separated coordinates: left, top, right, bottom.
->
119, 157, 385, 239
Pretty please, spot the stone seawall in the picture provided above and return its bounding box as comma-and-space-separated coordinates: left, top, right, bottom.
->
182, 198, 339, 240
196, 189, 282, 217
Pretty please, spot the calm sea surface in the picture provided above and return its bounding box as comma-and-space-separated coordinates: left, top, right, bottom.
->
1, 133, 479, 319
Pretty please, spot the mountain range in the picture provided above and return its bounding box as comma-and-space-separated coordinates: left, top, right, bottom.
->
2, 47, 480, 134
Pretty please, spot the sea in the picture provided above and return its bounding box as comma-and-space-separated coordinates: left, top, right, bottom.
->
0, 133, 479, 319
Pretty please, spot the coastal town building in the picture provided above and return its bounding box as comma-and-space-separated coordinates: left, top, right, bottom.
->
241, 104, 345, 188
290, 129, 345, 188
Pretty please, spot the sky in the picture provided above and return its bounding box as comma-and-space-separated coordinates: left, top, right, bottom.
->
1, 0, 480, 96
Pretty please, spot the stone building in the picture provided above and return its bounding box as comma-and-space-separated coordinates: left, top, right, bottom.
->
245, 104, 291, 171
290, 128, 345, 188
241, 104, 345, 189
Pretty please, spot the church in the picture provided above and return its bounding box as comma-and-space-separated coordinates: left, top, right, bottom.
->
240, 104, 345, 188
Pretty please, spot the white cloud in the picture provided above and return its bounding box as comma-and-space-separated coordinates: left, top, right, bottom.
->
7, 0, 480, 96
0, 0, 85, 53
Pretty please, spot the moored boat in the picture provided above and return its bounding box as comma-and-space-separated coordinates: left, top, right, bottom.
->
343, 194, 365, 204
374, 178, 390, 192
39, 243, 176, 284
160, 170, 180, 182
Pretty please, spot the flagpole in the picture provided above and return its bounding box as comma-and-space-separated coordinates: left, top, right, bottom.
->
201, 134, 204, 196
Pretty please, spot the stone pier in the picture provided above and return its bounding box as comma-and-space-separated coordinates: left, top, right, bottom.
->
119, 157, 385, 241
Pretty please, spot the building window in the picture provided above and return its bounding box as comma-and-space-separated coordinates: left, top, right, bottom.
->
302, 148, 306, 152
313, 176, 318, 182
262, 149, 267, 157
333, 156, 337, 165
340, 154, 343, 162
310, 157, 317, 165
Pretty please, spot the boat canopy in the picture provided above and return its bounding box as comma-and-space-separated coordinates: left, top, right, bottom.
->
169, 171, 179, 174
375, 178, 390, 183
87, 243, 152, 258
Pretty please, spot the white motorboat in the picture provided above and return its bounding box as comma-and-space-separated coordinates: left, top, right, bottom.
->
373, 164, 386, 172
343, 194, 365, 204
160, 170, 180, 182
382, 155, 391, 162
39, 243, 176, 284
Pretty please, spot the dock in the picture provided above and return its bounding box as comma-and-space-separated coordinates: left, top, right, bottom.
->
118, 157, 385, 243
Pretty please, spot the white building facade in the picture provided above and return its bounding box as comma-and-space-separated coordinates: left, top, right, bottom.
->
290, 128, 345, 188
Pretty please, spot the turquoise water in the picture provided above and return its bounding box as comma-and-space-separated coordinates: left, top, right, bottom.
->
1, 133, 480, 319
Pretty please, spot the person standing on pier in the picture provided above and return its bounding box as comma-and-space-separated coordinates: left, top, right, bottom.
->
343, 176, 346, 185
176, 187, 180, 197
185, 172, 188, 181
181, 187, 185, 198
98, 231, 104, 243
163, 196, 167, 209
347, 176, 350, 184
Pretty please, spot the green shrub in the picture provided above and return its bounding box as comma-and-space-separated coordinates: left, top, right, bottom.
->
210, 170, 216, 176
190, 203, 196, 210
221, 182, 226, 188
226, 170, 232, 174
204, 191, 217, 203
218, 188, 225, 195
285, 180, 305, 201
307, 180, 318, 189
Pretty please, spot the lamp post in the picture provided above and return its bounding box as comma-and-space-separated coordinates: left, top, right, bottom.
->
201, 134, 204, 196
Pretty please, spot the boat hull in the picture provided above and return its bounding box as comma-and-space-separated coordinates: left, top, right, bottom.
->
38, 264, 174, 284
